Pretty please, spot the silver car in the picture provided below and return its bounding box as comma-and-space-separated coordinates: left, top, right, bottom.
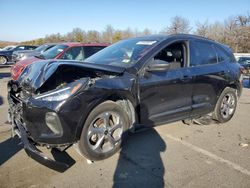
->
12, 43, 56, 63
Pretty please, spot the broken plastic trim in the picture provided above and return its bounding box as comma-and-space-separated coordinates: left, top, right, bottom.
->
16, 122, 73, 172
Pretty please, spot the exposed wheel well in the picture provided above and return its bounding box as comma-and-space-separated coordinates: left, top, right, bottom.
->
228, 83, 240, 97
105, 95, 137, 129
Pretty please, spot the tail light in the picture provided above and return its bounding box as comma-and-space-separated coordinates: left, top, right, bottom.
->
11, 65, 24, 80
239, 67, 245, 84
240, 67, 247, 74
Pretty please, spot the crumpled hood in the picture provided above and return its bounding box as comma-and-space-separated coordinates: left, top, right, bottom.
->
18, 60, 126, 92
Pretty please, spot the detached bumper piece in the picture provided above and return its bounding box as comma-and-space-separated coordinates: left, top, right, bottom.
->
16, 123, 73, 172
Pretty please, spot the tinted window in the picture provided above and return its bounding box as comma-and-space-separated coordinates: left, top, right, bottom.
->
61, 47, 84, 61
25, 46, 36, 50
190, 41, 217, 66
84, 46, 106, 58
214, 45, 229, 62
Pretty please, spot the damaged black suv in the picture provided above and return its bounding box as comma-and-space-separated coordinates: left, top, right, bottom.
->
8, 34, 243, 171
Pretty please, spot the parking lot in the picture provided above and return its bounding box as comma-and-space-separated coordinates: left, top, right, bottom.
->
0, 66, 250, 188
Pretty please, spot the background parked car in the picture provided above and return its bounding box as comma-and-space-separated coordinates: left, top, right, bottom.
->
236, 56, 250, 74
12, 43, 57, 63
0, 45, 37, 64
11, 42, 108, 80
0, 45, 17, 51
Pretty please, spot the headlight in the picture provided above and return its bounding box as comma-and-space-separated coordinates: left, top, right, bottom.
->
34, 82, 83, 101
18, 53, 24, 58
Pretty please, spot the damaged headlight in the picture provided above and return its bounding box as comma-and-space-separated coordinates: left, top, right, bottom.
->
34, 82, 83, 101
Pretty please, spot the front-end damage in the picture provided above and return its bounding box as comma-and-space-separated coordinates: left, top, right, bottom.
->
8, 60, 128, 171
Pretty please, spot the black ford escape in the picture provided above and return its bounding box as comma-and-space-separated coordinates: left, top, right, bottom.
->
8, 34, 243, 171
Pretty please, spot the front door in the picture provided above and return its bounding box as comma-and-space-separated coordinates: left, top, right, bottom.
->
139, 41, 193, 126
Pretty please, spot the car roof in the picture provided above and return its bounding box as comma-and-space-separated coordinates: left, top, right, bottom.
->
132, 34, 231, 51
132, 34, 215, 42
60, 42, 109, 47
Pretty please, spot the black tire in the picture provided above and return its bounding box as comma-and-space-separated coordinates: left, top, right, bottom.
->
0, 56, 8, 65
213, 87, 237, 123
78, 100, 130, 161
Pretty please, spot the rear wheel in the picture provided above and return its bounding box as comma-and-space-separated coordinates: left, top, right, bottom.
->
78, 101, 129, 161
213, 87, 237, 123
0, 56, 7, 65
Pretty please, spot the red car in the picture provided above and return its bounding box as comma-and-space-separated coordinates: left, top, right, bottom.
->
11, 43, 108, 80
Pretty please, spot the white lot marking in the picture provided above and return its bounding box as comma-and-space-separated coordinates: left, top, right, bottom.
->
164, 134, 250, 176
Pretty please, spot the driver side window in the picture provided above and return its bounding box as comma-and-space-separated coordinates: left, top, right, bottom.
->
153, 42, 186, 70
61, 47, 84, 61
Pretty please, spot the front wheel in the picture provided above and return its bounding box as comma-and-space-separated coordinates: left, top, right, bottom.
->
78, 101, 130, 161
0, 56, 7, 65
213, 87, 237, 123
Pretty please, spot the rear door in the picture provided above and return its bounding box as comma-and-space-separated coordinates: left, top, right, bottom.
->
189, 40, 228, 116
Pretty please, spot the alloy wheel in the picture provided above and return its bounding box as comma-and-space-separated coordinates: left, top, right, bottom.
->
87, 111, 124, 154
0, 56, 7, 65
220, 93, 236, 119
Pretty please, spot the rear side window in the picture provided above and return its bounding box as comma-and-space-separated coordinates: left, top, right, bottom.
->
214, 45, 230, 62
190, 40, 217, 66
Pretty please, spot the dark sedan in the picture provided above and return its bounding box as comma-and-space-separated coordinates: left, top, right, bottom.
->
0, 45, 37, 64
12, 43, 56, 63
8, 34, 243, 171
237, 56, 250, 74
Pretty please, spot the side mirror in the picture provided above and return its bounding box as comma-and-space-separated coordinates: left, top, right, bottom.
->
146, 60, 170, 72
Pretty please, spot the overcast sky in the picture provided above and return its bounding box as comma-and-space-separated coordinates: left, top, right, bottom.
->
0, 0, 249, 42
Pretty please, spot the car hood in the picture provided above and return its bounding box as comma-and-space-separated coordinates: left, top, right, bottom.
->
0, 50, 13, 54
16, 56, 41, 67
18, 60, 126, 92
14, 50, 36, 54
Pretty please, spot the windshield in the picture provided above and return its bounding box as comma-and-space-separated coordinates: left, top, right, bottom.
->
41, 44, 68, 59
85, 38, 159, 68
35, 44, 52, 52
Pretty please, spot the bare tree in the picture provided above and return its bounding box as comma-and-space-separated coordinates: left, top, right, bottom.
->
19, 12, 250, 53
122, 27, 134, 39
142, 28, 152, 36
162, 16, 191, 34
86, 30, 101, 43
102, 25, 114, 43
195, 20, 209, 37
